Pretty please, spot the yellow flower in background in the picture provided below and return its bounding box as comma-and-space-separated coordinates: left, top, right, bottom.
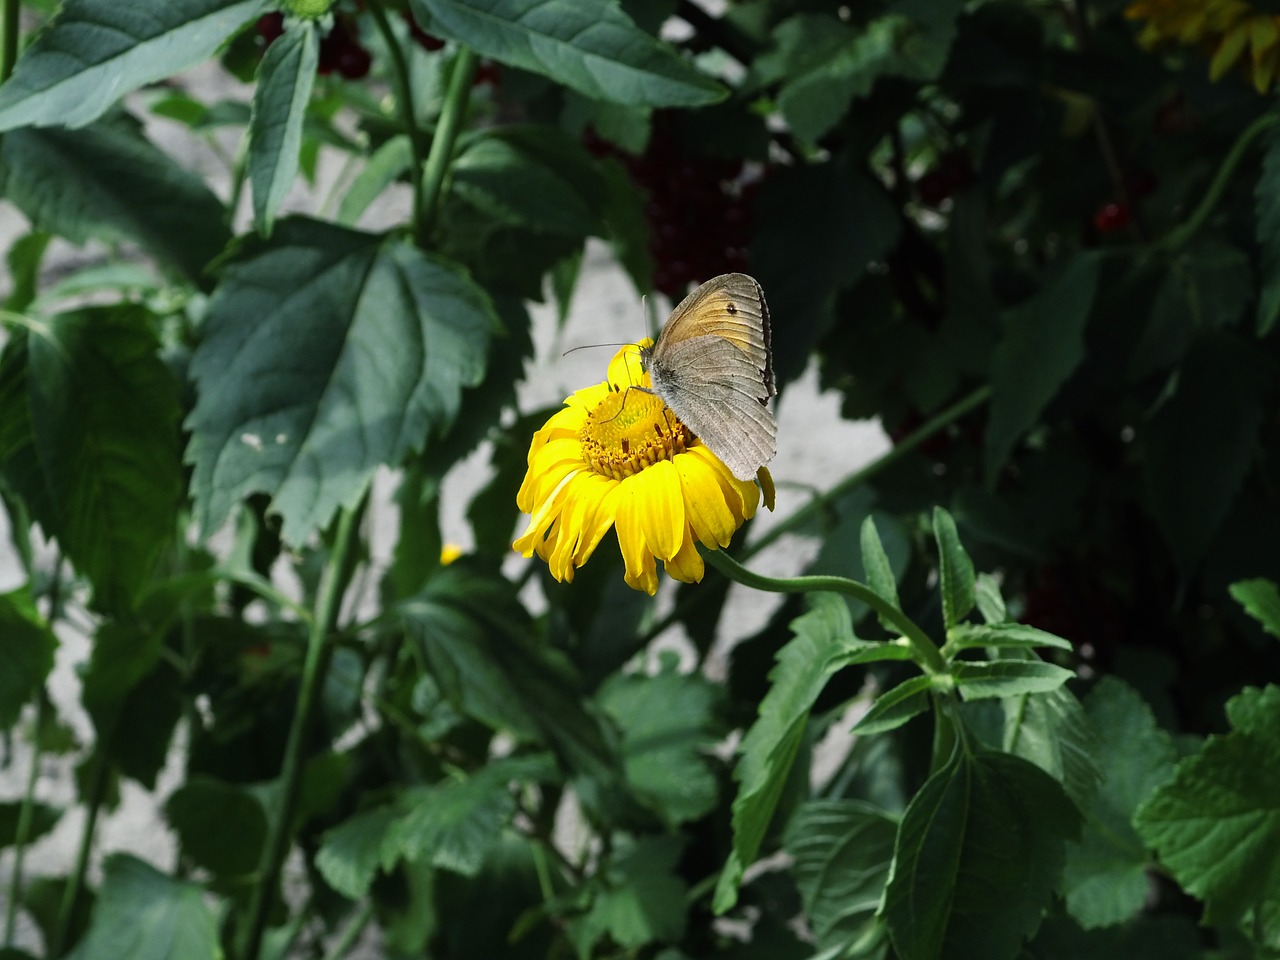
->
514, 343, 774, 595
1126, 0, 1280, 91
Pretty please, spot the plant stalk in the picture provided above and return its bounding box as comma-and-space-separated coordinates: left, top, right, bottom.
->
702, 549, 947, 674
365, 0, 427, 242
418, 46, 477, 237
239, 504, 361, 960
3, 691, 46, 947
321, 901, 374, 960
0, 0, 18, 84
51, 753, 110, 958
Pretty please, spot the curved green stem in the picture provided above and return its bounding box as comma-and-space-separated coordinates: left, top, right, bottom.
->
745, 384, 992, 559
321, 901, 374, 960
1158, 110, 1278, 253
52, 752, 109, 958
365, 0, 427, 242
702, 549, 946, 674
239, 504, 361, 960
3, 690, 46, 947
0, 0, 18, 84
418, 46, 477, 237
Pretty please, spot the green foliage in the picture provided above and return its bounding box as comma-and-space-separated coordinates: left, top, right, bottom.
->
0, 2, 1277, 959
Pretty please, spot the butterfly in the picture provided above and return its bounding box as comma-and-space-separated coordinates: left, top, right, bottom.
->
639, 273, 777, 481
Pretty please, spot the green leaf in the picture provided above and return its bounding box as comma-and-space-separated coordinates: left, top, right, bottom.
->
0, 307, 183, 614
598, 665, 721, 826
249, 21, 319, 235
186, 219, 497, 544
165, 776, 267, 877
860, 516, 900, 611
0, 800, 61, 849
1002, 684, 1100, 814
883, 750, 1080, 960
1257, 114, 1280, 335
452, 133, 601, 238
316, 805, 400, 900
3, 230, 50, 312
1141, 334, 1272, 574
575, 836, 688, 952
337, 135, 414, 226
986, 254, 1100, 478
0, 589, 56, 729
410, 0, 725, 107
1134, 684, 1280, 938
1230, 578, 1280, 640
850, 675, 933, 736
786, 800, 897, 954
947, 623, 1072, 653
64, 854, 220, 960
1063, 677, 1176, 930
0, 0, 270, 131
0, 120, 230, 285
933, 507, 974, 630
714, 593, 854, 913
952, 659, 1074, 701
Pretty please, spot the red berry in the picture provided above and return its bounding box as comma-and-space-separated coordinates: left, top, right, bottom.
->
1093, 201, 1132, 233
335, 39, 371, 78
473, 60, 500, 87
916, 170, 952, 207
256, 12, 285, 46
401, 11, 445, 51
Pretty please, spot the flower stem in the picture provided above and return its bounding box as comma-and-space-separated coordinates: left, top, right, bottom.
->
745, 384, 992, 559
418, 46, 477, 236
51, 752, 110, 958
0, 0, 18, 84
239, 504, 361, 960
1158, 110, 1278, 253
702, 549, 946, 674
321, 901, 374, 960
365, 0, 427, 243
3, 690, 46, 947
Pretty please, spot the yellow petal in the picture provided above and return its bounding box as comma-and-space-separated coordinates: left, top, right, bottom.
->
675, 452, 736, 549
1254, 44, 1280, 91
663, 531, 705, 584
757, 466, 776, 512
574, 477, 622, 566
1251, 15, 1279, 56
634, 460, 684, 562
1211, 22, 1250, 79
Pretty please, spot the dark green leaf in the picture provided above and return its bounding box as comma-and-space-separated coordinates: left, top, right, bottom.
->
973, 574, 1007, 625
165, 776, 267, 877
1002, 683, 1100, 814
186, 219, 497, 544
933, 507, 974, 630
2, 230, 50, 312
714, 593, 854, 913
411, 0, 725, 107
0, 121, 230, 285
1257, 114, 1280, 335
986, 254, 1099, 478
884, 750, 1080, 960
1142, 334, 1272, 574
0, 800, 61, 849
337, 135, 413, 226
0, 0, 271, 130
64, 854, 220, 960
1230, 578, 1280, 640
860, 515, 900, 611
1028, 913, 1206, 960
0, 307, 183, 614
575, 836, 688, 951
1134, 684, 1280, 937
947, 623, 1072, 652
952, 659, 1074, 700
785, 800, 897, 953
0, 589, 56, 729
316, 805, 400, 900
834, 639, 917, 667
598, 665, 720, 826
1064, 677, 1176, 930
249, 21, 319, 234
850, 675, 932, 736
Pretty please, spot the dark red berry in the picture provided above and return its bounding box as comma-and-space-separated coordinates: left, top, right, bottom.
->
916, 170, 952, 207
256, 12, 285, 47
335, 39, 371, 78
401, 11, 445, 51
1093, 201, 1132, 233
473, 60, 500, 87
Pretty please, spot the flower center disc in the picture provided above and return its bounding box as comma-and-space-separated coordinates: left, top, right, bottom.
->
580, 388, 689, 479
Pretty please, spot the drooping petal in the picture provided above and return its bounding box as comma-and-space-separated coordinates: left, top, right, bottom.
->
675, 451, 736, 549
614, 482, 659, 595
663, 529, 705, 584
634, 460, 684, 562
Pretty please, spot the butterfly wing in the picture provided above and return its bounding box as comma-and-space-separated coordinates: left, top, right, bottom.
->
656, 273, 775, 398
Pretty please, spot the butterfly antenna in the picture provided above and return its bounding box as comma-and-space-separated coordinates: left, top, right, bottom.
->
561, 341, 630, 357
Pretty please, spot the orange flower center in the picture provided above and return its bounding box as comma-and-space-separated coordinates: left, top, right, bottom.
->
579, 386, 689, 480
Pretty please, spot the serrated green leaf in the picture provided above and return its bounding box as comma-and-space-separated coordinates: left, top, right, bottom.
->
884, 750, 1080, 960
714, 593, 854, 913
1257, 114, 1280, 335
575, 836, 688, 952
599, 667, 720, 826
974, 574, 1007, 625
1063, 677, 1176, 930
0, 121, 230, 285
986, 254, 1099, 478
250, 22, 319, 235
64, 854, 220, 960
835, 639, 917, 667
948, 623, 1072, 652
0, 0, 271, 131
1142, 334, 1272, 574
952, 659, 1074, 700
316, 805, 400, 900
0, 589, 56, 730
860, 515, 900, 611
933, 507, 974, 629
1134, 684, 1280, 938
0, 800, 61, 849
851, 675, 933, 736
411, 0, 725, 107
165, 776, 267, 878
0, 307, 183, 614
1230, 578, 1280, 640
186, 218, 496, 544
1002, 682, 1100, 813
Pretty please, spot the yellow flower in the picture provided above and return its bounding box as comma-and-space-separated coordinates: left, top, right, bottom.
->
1126, 0, 1280, 92
513, 343, 774, 595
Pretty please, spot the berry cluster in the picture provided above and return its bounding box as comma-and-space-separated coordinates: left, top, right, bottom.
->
591, 116, 757, 300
